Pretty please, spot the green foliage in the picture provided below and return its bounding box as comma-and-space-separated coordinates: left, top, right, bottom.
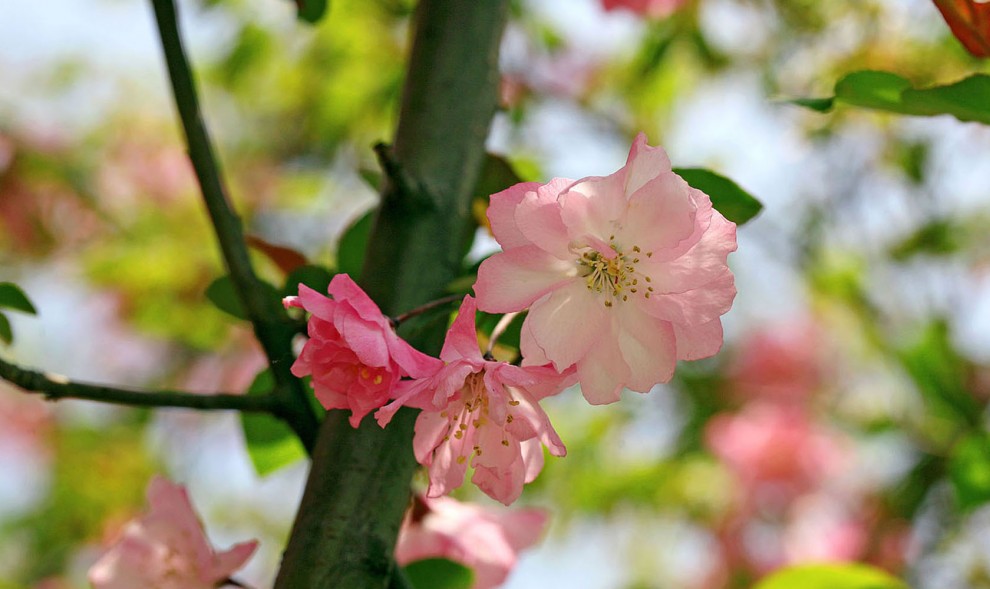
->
204, 274, 282, 322
240, 370, 307, 476
403, 558, 474, 589
283, 264, 335, 297
889, 219, 963, 260
794, 71, 990, 125
0, 283, 37, 315
295, 0, 329, 24
753, 563, 907, 589
0, 282, 37, 345
673, 167, 763, 226
337, 210, 375, 277
950, 431, 990, 512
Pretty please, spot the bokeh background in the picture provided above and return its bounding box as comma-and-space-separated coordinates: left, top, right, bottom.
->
2, 0, 990, 587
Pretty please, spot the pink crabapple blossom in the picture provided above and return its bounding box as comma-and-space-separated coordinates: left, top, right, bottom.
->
377, 296, 573, 505
396, 495, 549, 589
284, 273, 442, 427
475, 133, 737, 404
87, 476, 257, 589
601, 0, 689, 19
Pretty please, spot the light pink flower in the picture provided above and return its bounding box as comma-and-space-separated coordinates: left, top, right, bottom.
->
601, 0, 689, 18
396, 495, 549, 589
782, 494, 867, 565
378, 296, 571, 505
727, 320, 826, 403
705, 403, 848, 500
88, 476, 257, 589
285, 274, 442, 427
475, 133, 737, 404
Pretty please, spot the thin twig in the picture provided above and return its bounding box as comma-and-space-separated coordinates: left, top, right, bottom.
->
0, 356, 276, 412
486, 312, 518, 357
391, 293, 463, 327
150, 0, 318, 451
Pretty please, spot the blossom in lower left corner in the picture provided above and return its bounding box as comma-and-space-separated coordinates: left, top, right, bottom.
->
396, 495, 549, 589
87, 476, 258, 589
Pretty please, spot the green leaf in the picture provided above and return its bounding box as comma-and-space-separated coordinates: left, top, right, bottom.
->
834, 71, 917, 114
476, 311, 525, 350
283, 264, 335, 297
950, 432, 990, 512
205, 275, 248, 320
673, 167, 763, 225
294, 0, 328, 24
0, 313, 11, 345
240, 370, 306, 476
789, 96, 834, 112
889, 219, 961, 260
474, 154, 525, 200
0, 282, 38, 315
205, 275, 281, 321
337, 210, 375, 277
403, 558, 474, 589
754, 563, 907, 589
791, 71, 990, 125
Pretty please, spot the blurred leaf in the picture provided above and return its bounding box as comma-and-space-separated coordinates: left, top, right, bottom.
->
246, 234, 308, 275
476, 311, 525, 350
753, 563, 907, 589
205, 275, 281, 321
889, 219, 962, 260
792, 71, 990, 125
0, 282, 38, 314
337, 210, 375, 277
283, 264, 335, 297
359, 169, 382, 191
205, 275, 248, 320
403, 558, 474, 589
294, 0, 328, 23
673, 168, 763, 225
475, 154, 525, 200
0, 312, 11, 345
950, 431, 990, 512
240, 369, 306, 476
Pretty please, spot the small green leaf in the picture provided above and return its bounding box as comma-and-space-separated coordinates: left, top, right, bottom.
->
205, 276, 248, 320
283, 264, 335, 297
789, 96, 834, 112
754, 563, 907, 589
834, 71, 917, 113
889, 219, 961, 260
475, 154, 525, 200
950, 432, 990, 512
240, 370, 306, 476
476, 311, 526, 350
337, 210, 375, 277
791, 71, 990, 125
673, 167, 763, 226
294, 0, 328, 24
0, 313, 11, 345
403, 558, 474, 589
0, 282, 37, 315
205, 275, 281, 321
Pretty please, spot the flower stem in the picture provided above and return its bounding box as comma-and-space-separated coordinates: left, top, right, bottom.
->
391, 293, 463, 327
0, 356, 276, 413
150, 0, 317, 452
486, 312, 519, 357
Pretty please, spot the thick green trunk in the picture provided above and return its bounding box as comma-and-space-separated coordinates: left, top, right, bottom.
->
272, 2, 509, 587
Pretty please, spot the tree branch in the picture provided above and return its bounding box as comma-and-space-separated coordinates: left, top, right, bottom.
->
273, 1, 510, 586
150, 0, 318, 450
0, 356, 276, 412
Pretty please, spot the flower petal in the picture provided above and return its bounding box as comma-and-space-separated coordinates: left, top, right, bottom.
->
487, 182, 543, 249
475, 245, 575, 313
514, 178, 573, 258
575, 320, 630, 404
619, 171, 697, 254
674, 317, 724, 361
622, 132, 673, 196
441, 296, 483, 363
521, 279, 608, 372
615, 303, 677, 392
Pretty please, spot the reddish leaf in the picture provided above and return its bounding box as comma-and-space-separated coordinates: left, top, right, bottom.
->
246, 235, 308, 275
933, 0, 990, 58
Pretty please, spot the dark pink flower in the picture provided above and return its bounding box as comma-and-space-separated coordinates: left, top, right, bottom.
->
286, 274, 442, 427
475, 133, 736, 404
396, 495, 548, 589
378, 296, 572, 505
87, 477, 257, 589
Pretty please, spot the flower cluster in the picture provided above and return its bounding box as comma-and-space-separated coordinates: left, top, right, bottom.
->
286, 134, 736, 504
